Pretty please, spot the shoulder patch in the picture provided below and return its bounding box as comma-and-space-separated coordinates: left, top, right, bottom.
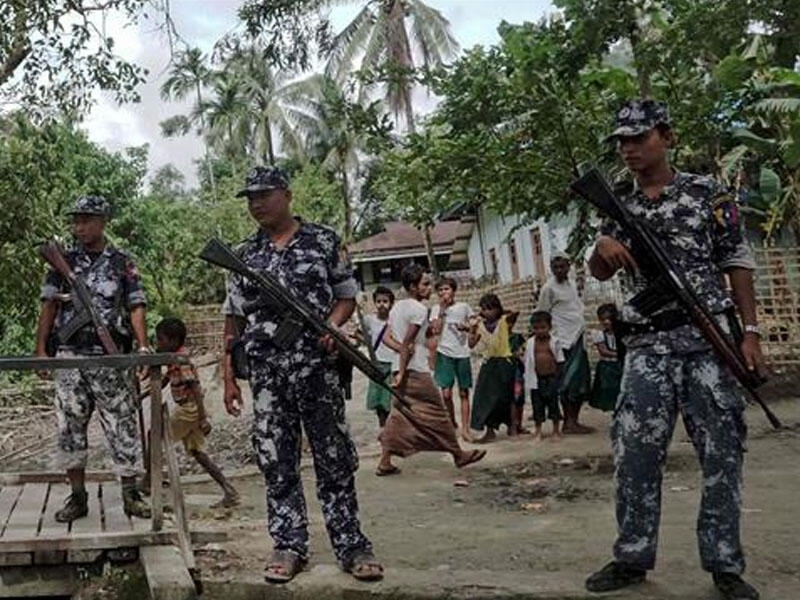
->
711, 192, 740, 232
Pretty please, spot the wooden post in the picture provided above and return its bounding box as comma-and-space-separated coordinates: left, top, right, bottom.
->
161, 402, 196, 572
149, 367, 163, 532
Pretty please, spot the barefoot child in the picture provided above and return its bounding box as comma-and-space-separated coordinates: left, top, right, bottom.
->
362, 286, 396, 427
510, 333, 529, 436
468, 294, 519, 443
523, 311, 565, 441
589, 303, 622, 413
155, 317, 239, 508
430, 277, 475, 441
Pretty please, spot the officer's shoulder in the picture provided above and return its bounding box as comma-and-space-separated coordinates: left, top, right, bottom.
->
682, 173, 725, 198
301, 221, 341, 246
234, 231, 260, 255
105, 244, 135, 265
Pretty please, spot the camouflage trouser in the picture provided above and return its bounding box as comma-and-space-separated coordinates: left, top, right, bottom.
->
612, 347, 747, 574
249, 353, 372, 564
53, 350, 140, 478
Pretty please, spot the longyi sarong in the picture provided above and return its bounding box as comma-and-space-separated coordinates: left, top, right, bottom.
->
379, 371, 461, 458
470, 357, 515, 431
559, 334, 591, 406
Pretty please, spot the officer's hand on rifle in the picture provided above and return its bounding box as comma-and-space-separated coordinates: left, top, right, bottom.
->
594, 235, 639, 275
224, 378, 242, 417
319, 333, 338, 354
741, 333, 768, 380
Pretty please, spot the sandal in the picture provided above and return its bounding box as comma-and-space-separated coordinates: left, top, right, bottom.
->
264, 549, 307, 584
375, 465, 401, 477
455, 449, 487, 468
343, 550, 384, 582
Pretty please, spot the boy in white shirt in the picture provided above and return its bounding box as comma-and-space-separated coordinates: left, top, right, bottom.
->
361, 286, 397, 427
429, 277, 475, 441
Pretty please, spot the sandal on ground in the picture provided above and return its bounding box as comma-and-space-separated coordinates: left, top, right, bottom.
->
264, 549, 307, 584
375, 465, 401, 477
455, 449, 487, 468
343, 550, 384, 582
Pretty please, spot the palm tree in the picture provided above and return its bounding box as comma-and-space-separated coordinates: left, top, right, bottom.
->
324, 0, 458, 133
281, 74, 365, 240
223, 45, 308, 165
197, 73, 250, 175
322, 0, 457, 272
160, 48, 217, 194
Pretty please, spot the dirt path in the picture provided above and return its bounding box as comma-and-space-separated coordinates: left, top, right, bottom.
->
182, 371, 800, 599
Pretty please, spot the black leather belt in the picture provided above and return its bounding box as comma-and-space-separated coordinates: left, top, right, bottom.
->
617, 309, 692, 337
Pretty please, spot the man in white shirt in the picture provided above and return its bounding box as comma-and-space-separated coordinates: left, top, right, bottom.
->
535, 252, 594, 434
376, 264, 485, 475
429, 277, 475, 442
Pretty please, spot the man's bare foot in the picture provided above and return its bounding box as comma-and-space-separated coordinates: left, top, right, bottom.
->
532, 431, 544, 443
460, 429, 474, 443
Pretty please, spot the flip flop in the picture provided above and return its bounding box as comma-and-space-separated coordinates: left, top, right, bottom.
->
264, 549, 307, 584
455, 449, 487, 468
375, 465, 401, 477
343, 550, 384, 582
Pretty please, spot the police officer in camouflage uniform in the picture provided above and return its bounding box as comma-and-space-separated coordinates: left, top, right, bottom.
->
585, 101, 765, 600
221, 166, 382, 583
34, 195, 151, 522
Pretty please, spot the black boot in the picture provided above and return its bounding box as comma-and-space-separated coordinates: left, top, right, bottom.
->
122, 482, 152, 519
713, 572, 759, 600
54, 488, 88, 523
585, 561, 646, 592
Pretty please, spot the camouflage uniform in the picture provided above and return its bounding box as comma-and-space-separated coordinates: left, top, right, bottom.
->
602, 101, 756, 575
41, 195, 145, 478
222, 166, 372, 564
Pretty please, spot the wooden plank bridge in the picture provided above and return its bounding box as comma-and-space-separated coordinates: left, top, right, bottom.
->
0, 354, 226, 599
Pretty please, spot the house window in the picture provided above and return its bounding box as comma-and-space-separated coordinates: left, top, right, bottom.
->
509, 240, 520, 281
530, 228, 545, 284
489, 248, 498, 279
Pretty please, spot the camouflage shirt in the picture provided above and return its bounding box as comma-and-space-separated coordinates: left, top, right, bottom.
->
40, 241, 146, 354
222, 220, 357, 357
600, 172, 756, 353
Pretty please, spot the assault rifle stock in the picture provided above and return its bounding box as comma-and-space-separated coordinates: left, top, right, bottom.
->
571, 168, 781, 429
40, 241, 119, 355
199, 238, 401, 403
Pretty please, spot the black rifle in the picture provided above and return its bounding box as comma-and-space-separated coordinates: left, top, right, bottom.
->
40, 241, 119, 355
571, 168, 781, 429
199, 238, 404, 405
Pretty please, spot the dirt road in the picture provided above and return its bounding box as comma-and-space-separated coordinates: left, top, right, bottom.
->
181, 370, 799, 599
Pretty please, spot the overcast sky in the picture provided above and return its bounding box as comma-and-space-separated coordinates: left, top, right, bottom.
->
83, 0, 554, 187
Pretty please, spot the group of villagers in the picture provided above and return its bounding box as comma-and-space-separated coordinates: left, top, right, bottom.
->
359, 252, 622, 477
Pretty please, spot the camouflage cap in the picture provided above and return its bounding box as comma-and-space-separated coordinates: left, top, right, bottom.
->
605, 99, 671, 141
66, 195, 111, 217
235, 165, 290, 198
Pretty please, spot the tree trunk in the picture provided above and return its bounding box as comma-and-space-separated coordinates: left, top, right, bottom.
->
196, 82, 217, 200
628, 21, 651, 98
264, 115, 275, 164
341, 162, 352, 242
422, 224, 439, 279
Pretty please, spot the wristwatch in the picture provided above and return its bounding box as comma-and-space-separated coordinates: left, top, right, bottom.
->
743, 324, 760, 337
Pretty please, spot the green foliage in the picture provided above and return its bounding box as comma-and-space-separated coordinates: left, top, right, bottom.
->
0, 114, 145, 374
0, 1, 152, 117
291, 163, 346, 232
